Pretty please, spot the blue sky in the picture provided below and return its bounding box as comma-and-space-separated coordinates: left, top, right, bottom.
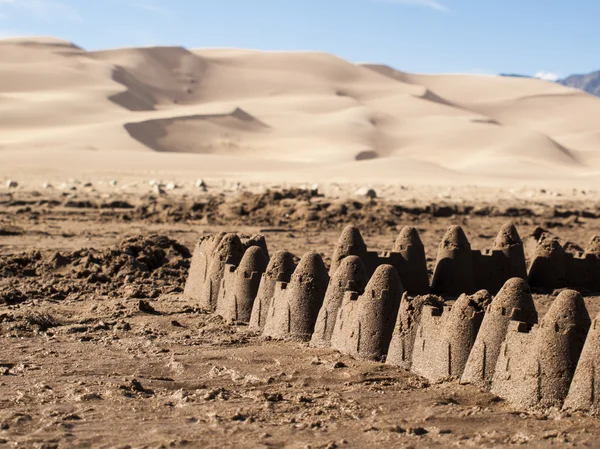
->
0, 0, 597, 78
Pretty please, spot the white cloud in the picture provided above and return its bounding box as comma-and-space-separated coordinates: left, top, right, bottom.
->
0, 0, 81, 22
376, 0, 449, 12
534, 71, 559, 82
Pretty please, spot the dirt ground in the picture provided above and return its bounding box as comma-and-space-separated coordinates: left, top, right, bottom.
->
2, 188, 600, 448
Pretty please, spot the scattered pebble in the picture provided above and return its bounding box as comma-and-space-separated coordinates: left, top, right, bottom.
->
407, 427, 429, 436
355, 186, 377, 199
153, 184, 165, 195
6, 180, 18, 188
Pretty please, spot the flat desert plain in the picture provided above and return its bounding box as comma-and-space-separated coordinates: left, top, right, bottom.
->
3, 37, 600, 448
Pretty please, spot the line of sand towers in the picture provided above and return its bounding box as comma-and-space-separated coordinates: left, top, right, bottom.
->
183, 224, 600, 413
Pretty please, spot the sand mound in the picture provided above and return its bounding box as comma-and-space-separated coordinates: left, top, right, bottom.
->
2, 37, 600, 186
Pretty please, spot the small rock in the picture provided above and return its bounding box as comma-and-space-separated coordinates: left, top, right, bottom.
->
166, 182, 177, 191
196, 178, 207, 188
153, 184, 165, 195
6, 180, 17, 188
407, 427, 428, 436
331, 361, 347, 369
149, 179, 160, 186
43, 182, 53, 189
355, 187, 376, 199
109, 180, 118, 186
138, 300, 159, 315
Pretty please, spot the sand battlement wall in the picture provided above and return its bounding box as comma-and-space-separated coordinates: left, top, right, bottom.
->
183, 226, 600, 413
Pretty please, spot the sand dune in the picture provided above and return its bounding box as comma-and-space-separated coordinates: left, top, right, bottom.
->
2, 36, 600, 187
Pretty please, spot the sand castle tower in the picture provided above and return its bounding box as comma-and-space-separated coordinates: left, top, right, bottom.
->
412, 290, 491, 382
329, 225, 370, 276
492, 290, 590, 409
244, 233, 270, 259
566, 235, 600, 292
431, 226, 475, 297
249, 250, 296, 331
492, 224, 528, 286
330, 265, 403, 361
563, 312, 600, 413
461, 278, 537, 388
391, 226, 430, 295
310, 256, 368, 348
528, 236, 566, 290
262, 251, 329, 341
493, 224, 527, 271
184, 233, 226, 301
216, 246, 269, 323
200, 233, 245, 311
386, 294, 444, 370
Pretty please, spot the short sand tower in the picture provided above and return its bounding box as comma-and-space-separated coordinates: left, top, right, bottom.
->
472, 224, 528, 293
216, 246, 269, 323
391, 226, 430, 295
249, 250, 296, 331
200, 233, 245, 311
184, 233, 226, 301
563, 312, 600, 413
243, 233, 270, 259
329, 225, 369, 276
461, 278, 537, 388
493, 223, 528, 277
386, 294, 444, 370
492, 290, 590, 409
431, 226, 475, 297
330, 265, 403, 361
310, 256, 368, 348
566, 235, 600, 292
411, 290, 491, 382
528, 236, 567, 290
262, 251, 329, 341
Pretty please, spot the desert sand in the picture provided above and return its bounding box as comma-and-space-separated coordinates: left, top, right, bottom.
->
2, 36, 600, 190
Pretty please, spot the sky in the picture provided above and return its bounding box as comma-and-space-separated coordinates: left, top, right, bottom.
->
0, 0, 598, 79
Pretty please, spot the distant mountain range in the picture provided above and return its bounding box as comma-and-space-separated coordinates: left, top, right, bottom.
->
500, 70, 600, 98
558, 71, 600, 97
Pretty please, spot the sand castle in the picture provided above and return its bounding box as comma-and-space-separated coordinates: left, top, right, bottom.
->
329, 265, 403, 361
431, 226, 475, 297
563, 311, 600, 413
527, 235, 567, 290
262, 251, 329, 341
386, 294, 444, 370
249, 250, 296, 330
183, 225, 600, 413
310, 255, 368, 348
461, 278, 538, 388
215, 246, 268, 323
472, 224, 528, 293
391, 227, 430, 295
492, 290, 590, 409
329, 225, 370, 276
411, 290, 491, 382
